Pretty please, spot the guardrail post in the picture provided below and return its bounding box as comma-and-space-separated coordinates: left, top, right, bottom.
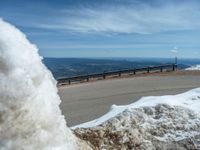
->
147, 67, 150, 73
160, 66, 163, 72
103, 72, 106, 79
133, 69, 136, 75
86, 74, 89, 82
119, 72, 121, 77
172, 64, 175, 71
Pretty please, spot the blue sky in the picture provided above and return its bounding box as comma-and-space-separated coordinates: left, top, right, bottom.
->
1, 0, 200, 58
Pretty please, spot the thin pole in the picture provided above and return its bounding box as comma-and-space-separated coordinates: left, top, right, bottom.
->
175, 56, 178, 64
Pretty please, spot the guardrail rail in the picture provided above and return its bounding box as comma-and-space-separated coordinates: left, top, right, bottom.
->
57, 64, 177, 86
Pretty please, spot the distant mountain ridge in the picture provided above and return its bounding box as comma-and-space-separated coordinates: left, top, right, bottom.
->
43, 58, 200, 79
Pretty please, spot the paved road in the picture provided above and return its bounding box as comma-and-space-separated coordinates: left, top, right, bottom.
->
58, 75, 200, 126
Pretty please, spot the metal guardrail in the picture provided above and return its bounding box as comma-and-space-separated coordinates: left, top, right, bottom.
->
57, 64, 177, 85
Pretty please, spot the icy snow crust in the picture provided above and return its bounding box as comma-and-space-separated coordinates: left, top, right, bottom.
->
74, 89, 200, 149
0, 19, 91, 150
74, 104, 200, 149
185, 65, 200, 70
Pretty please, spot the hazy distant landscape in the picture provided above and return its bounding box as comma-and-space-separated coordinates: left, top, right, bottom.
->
43, 57, 200, 79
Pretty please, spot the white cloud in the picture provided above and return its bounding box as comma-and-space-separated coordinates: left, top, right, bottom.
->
34, 1, 200, 34
39, 43, 166, 49
170, 47, 179, 54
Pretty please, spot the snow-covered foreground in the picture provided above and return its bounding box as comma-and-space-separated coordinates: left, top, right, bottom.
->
73, 88, 200, 149
0, 19, 91, 150
185, 65, 200, 70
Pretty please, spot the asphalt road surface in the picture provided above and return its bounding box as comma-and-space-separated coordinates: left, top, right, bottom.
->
58, 75, 200, 127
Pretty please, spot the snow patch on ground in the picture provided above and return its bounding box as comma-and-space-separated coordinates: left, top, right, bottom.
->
185, 65, 200, 70
73, 88, 200, 128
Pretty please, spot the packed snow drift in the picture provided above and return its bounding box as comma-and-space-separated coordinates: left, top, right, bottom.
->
0, 19, 91, 150
185, 65, 200, 70
74, 88, 200, 149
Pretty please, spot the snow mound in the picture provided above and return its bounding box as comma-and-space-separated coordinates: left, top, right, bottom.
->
0, 19, 91, 150
185, 65, 200, 70
74, 105, 200, 149
73, 88, 200, 149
